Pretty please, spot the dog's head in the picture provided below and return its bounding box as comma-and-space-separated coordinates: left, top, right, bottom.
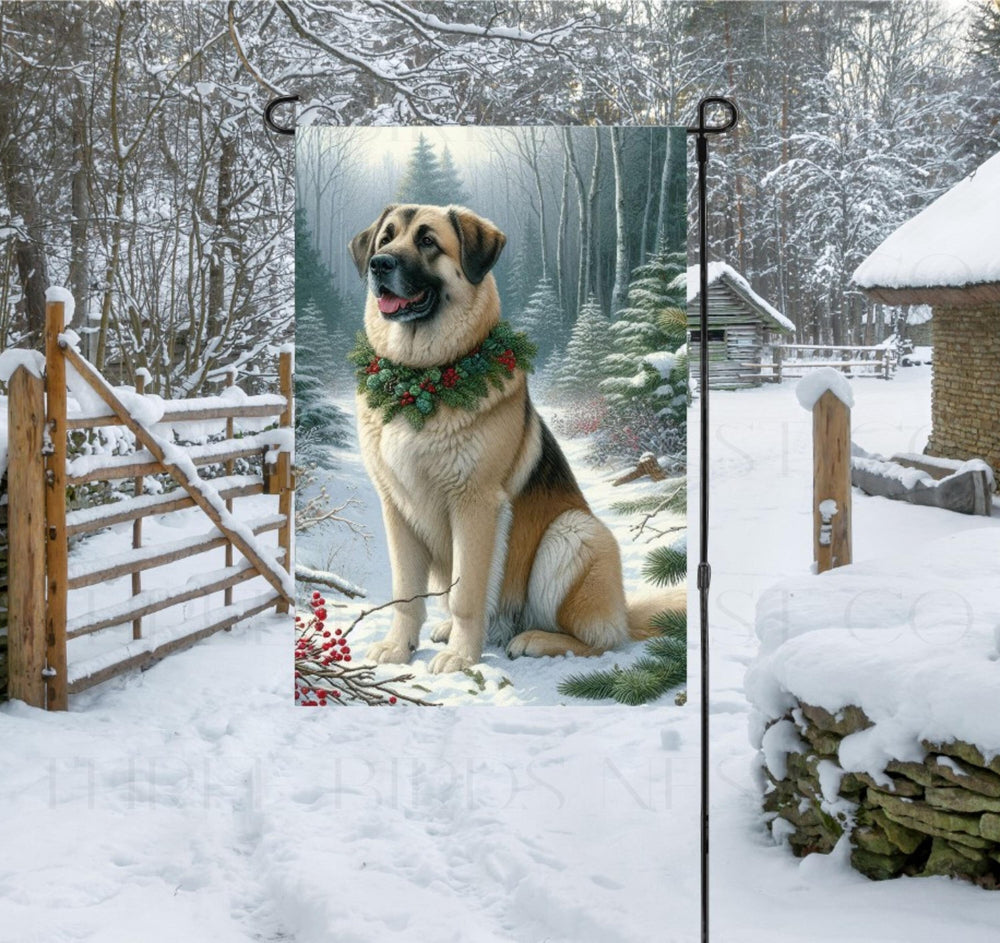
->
350, 203, 505, 321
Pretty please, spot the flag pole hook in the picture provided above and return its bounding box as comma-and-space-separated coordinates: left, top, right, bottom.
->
264, 95, 299, 136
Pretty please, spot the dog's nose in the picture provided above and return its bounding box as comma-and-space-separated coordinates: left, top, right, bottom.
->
369, 254, 397, 276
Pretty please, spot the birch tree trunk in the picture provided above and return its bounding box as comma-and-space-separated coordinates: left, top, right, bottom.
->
609, 127, 629, 319
69, 8, 92, 356
586, 129, 602, 306
555, 146, 570, 316
563, 128, 589, 317
655, 128, 674, 252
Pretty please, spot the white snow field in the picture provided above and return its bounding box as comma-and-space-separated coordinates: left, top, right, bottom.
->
700, 365, 1000, 941
1, 398, 697, 941
3, 366, 998, 941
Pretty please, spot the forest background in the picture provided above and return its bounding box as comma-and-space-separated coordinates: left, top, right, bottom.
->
2, 0, 998, 395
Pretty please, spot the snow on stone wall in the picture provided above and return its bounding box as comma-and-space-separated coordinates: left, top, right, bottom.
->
747, 528, 1000, 886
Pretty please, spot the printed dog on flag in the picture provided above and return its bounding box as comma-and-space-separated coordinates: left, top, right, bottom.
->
349, 204, 685, 674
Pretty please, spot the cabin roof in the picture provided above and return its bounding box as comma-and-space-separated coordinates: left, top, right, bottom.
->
684, 262, 795, 333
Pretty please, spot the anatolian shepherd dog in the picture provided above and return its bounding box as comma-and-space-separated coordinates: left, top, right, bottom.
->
349, 204, 685, 674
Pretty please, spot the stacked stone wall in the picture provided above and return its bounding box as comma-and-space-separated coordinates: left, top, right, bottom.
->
763, 703, 1000, 888
927, 305, 1000, 473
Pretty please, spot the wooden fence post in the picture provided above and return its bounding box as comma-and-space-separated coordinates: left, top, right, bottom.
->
44, 299, 69, 710
812, 389, 852, 573
773, 345, 783, 383
131, 371, 145, 640
276, 349, 293, 615
224, 369, 235, 609
7, 367, 48, 708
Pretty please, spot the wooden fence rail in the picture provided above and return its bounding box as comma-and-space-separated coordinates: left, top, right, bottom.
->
6, 297, 294, 710
744, 343, 896, 383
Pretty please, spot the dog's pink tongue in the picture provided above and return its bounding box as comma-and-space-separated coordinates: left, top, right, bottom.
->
378, 293, 407, 315
378, 290, 425, 315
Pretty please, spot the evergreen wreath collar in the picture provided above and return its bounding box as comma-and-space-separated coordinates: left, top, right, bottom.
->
349, 321, 536, 430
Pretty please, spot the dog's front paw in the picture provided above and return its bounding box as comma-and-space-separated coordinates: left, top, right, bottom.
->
506, 630, 555, 659
430, 619, 452, 643
428, 650, 475, 674
366, 639, 413, 665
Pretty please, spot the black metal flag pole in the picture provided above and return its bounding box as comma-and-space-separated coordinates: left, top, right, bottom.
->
687, 96, 738, 943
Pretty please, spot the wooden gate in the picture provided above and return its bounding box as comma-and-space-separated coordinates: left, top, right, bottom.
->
6, 298, 294, 710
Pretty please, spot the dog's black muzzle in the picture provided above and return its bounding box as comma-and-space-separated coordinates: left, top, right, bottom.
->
369, 253, 440, 323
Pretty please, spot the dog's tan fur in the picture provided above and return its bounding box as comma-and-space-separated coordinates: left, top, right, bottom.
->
350, 204, 685, 674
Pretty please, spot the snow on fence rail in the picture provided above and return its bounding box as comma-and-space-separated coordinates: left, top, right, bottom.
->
5, 297, 294, 710
744, 343, 896, 383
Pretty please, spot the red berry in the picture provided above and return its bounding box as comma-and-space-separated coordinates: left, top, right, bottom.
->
388, 696, 397, 705
312, 590, 321, 599
332, 690, 341, 698
344, 654, 352, 662
334, 629, 342, 636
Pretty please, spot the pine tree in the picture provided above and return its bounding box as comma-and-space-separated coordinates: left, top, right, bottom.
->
295, 208, 348, 466
438, 145, 469, 205
515, 275, 560, 362
554, 295, 609, 395
600, 249, 687, 423
396, 133, 459, 205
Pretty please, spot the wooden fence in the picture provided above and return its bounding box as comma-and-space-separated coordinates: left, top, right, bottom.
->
5, 299, 294, 710
749, 344, 896, 383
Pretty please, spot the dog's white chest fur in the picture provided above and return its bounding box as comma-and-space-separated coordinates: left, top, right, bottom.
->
358, 399, 487, 543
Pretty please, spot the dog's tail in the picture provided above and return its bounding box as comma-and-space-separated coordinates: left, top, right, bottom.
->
626, 585, 687, 641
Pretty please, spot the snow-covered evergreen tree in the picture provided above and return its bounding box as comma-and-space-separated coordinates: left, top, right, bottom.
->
295, 208, 347, 467
499, 215, 543, 323
554, 295, 609, 395
515, 275, 560, 362
600, 250, 688, 427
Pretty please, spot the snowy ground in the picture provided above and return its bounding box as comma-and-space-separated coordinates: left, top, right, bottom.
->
2, 366, 997, 941
1, 393, 697, 941
296, 392, 685, 706
703, 365, 1000, 940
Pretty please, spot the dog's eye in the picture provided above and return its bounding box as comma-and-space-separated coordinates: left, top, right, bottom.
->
419, 234, 436, 249
378, 232, 392, 247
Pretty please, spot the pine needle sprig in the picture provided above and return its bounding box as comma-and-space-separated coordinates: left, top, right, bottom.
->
649, 609, 686, 639
557, 642, 687, 705
643, 545, 687, 587
610, 478, 687, 517
644, 634, 687, 661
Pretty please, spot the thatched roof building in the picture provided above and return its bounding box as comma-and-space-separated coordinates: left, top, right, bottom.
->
854, 150, 1000, 472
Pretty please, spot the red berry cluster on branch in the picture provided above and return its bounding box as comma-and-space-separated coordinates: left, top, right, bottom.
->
294, 590, 438, 707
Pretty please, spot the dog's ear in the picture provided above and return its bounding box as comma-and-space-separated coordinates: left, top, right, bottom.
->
349, 205, 397, 279
448, 208, 506, 285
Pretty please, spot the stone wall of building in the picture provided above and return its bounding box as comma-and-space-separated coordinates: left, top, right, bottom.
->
927, 305, 1000, 473
763, 703, 1000, 888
